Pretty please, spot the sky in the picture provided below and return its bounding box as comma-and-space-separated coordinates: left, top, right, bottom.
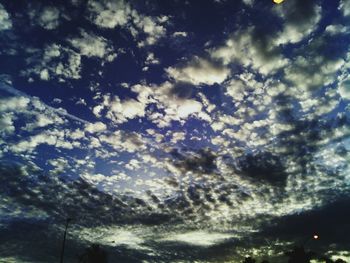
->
0, 0, 350, 262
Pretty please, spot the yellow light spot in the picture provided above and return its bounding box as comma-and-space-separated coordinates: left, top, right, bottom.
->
273, 0, 284, 4
313, 235, 319, 239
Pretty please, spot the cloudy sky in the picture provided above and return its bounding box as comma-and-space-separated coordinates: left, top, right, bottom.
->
0, 0, 350, 262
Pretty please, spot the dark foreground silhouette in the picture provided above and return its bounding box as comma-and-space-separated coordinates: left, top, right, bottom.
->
78, 244, 108, 263
242, 246, 347, 263
75, 244, 347, 263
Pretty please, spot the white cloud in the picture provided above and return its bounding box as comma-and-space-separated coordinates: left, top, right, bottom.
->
125, 159, 141, 170
24, 44, 81, 80
87, 0, 167, 46
69, 129, 85, 140
166, 57, 230, 85
69, 31, 115, 59
173, 31, 188, 37
48, 157, 69, 173
174, 99, 203, 119
85, 122, 107, 133
339, 0, 350, 17
38, 6, 60, 30
95, 95, 146, 124
40, 69, 49, 80
161, 231, 234, 247
225, 79, 247, 102
112, 99, 146, 120
0, 96, 30, 112
88, 0, 130, 28
339, 79, 350, 100
170, 132, 186, 144
273, 2, 321, 45
210, 28, 288, 75
145, 52, 160, 65
325, 24, 348, 35
284, 56, 345, 92
75, 226, 148, 250
76, 98, 87, 106
242, 0, 254, 6
134, 15, 166, 46
131, 82, 206, 127
0, 113, 15, 134
99, 131, 147, 153
0, 3, 12, 31
23, 113, 64, 131
11, 131, 57, 153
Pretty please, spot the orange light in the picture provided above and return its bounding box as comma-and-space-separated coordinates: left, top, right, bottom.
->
273, 0, 284, 4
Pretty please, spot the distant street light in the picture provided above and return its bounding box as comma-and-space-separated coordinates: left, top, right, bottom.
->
273, 0, 284, 4
303, 233, 320, 247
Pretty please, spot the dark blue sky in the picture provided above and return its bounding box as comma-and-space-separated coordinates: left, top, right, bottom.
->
0, 0, 350, 262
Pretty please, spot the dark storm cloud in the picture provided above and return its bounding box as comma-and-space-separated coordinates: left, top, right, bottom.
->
0, 161, 176, 227
282, 0, 319, 25
235, 151, 288, 185
170, 147, 218, 174
169, 81, 195, 100
257, 197, 350, 252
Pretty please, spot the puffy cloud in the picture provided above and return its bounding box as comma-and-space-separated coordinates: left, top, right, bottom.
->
166, 57, 230, 85
339, 79, 350, 100
173, 31, 187, 37
99, 131, 147, 153
167, 99, 203, 119
161, 231, 233, 246
87, 0, 167, 46
68, 31, 115, 59
135, 15, 166, 46
132, 82, 206, 127
210, 28, 288, 75
325, 24, 348, 35
87, 0, 130, 28
109, 98, 146, 121
2, 1, 350, 261
284, 55, 345, 91
23, 113, 64, 131
273, 1, 322, 45
93, 82, 207, 127
0, 3, 12, 31
170, 132, 186, 144
224, 74, 263, 103
24, 44, 81, 80
242, 0, 254, 6
0, 96, 30, 112
93, 95, 146, 124
145, 52, 160, 65
48, 157, 69, 173
339, 0, 350, 17
85, 122, 107, 133
0, 113, 15, 135
37, 6, 60, 30
68, 129, 85, 140
11, 131, 60, 152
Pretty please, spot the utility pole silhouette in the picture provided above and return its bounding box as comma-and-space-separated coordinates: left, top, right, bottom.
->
60, 218, 72, 263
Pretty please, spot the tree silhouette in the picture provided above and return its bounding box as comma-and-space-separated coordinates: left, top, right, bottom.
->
78, 244, 108, 263
243, 256, 256, 263
285, 246, 315, 263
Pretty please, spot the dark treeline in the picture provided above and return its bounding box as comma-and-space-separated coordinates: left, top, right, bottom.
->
243, 246, 347, 263
76, 244, 347, 263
